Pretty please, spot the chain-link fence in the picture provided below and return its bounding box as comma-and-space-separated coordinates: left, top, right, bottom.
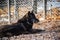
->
46, 0, 60, 21
0, 0, 60, 25
0, 0, 8, 25
0, 0, 33, 25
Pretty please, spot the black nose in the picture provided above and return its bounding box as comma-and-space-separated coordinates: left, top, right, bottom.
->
35, 19, 39, 23
33, 19, 39, 23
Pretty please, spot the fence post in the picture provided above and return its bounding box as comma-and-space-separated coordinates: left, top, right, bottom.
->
14, 0, 19, 22
50, 0, 52, 18
14, 0, 16, 21
8, 0, 11, 24
43, 0, 47, 19
33, 0, 37, 14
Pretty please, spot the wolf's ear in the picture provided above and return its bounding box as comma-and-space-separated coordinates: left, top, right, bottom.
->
28, 11, 30, 14
28, 11, 31, 15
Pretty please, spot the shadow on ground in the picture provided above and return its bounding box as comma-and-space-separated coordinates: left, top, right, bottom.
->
0, 29, 45, 37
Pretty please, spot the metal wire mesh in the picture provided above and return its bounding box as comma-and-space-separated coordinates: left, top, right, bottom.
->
0, 0, 60, 25
0, 0, 33, 25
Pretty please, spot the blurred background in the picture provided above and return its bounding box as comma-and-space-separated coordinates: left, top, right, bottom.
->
0, 0, 60, 25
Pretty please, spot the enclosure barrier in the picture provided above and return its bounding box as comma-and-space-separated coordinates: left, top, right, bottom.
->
0, 0, 60, 25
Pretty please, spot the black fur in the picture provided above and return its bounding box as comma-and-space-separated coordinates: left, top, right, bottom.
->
0, 11, 39, 37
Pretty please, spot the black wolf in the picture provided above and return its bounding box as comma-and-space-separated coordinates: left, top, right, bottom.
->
0, 11, 39, 37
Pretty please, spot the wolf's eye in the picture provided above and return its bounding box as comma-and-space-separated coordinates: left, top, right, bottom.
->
27, 21, 31, 24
